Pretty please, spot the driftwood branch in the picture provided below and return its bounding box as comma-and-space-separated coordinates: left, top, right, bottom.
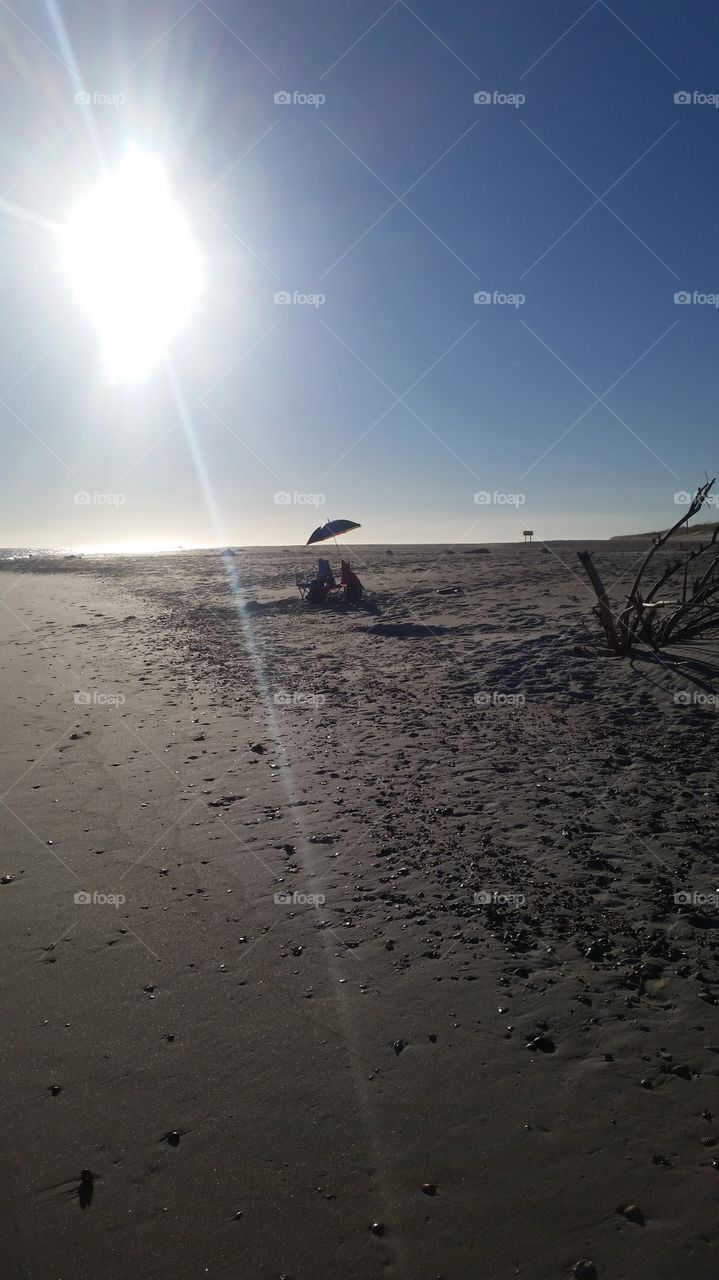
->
578, 478, 719, 655
577, 551, 623, 653
624, 480, 714, 610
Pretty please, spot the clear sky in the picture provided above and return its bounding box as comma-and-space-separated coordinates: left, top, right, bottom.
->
1, 0, 718, 549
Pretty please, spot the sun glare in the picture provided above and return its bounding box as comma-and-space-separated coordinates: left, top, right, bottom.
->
62, 153, 201, 381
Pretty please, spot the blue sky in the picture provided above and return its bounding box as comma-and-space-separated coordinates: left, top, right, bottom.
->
1, 0, 718, 548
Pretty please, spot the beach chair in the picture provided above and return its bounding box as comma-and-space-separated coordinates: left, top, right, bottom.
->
295, 570, 312, 600
296, 558, 342, 604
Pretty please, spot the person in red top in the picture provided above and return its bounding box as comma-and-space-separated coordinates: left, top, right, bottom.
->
340, 559, 363, 603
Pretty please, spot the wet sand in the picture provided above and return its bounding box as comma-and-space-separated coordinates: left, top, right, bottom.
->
1, 543, 718, 1280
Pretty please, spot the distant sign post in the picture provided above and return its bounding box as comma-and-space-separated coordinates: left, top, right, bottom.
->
523, 530, 534, 543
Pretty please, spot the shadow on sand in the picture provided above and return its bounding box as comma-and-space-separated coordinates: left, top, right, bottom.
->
629, 642, 719, 697
362, 621, 456, 639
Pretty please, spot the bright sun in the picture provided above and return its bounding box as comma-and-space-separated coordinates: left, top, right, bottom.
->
62, 153, 201, 381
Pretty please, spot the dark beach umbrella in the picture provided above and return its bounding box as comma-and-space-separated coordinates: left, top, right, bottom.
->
306, 519, 361, 546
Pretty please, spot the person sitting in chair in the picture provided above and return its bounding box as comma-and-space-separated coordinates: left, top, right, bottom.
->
317, 557, 336, 588
306, 577, 328, 604
341, 559, 363, 603
306, 557, 336, 605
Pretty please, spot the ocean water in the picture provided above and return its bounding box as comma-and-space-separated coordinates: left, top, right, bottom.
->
0, 548, 72, 560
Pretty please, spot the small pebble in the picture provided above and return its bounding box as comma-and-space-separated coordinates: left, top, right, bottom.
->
670, 1064, 692, 1080
527, 1035, 555, 1054
573, 1263, 597, 1280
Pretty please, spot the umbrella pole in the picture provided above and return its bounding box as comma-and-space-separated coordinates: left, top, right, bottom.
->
328, 516, 342, 563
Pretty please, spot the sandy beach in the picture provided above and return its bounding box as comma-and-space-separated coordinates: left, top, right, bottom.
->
1, 543, 718, 1280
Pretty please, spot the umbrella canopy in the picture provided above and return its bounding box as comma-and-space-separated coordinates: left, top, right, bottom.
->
306, 519, 361, 546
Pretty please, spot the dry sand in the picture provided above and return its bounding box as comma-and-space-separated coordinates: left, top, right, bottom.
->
1, 542, 718, 1280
